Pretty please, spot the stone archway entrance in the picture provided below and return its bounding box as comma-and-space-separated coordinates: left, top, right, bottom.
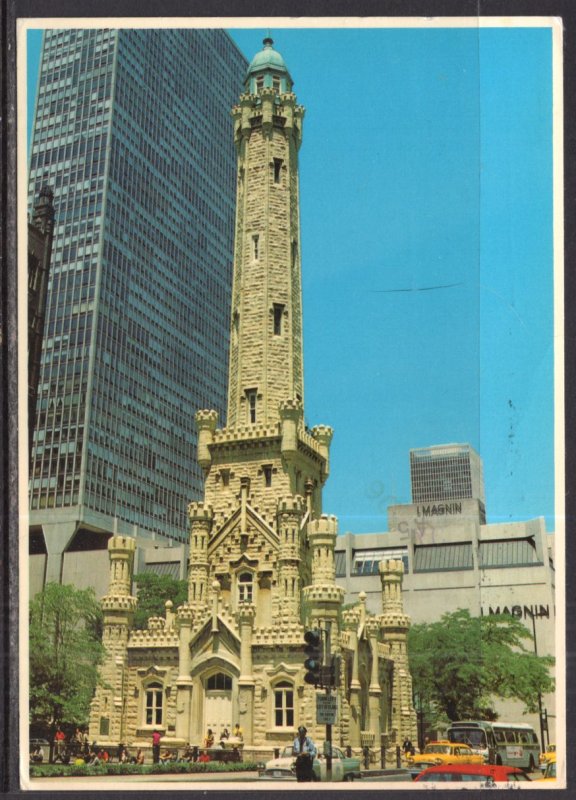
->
203, 672, 233, 740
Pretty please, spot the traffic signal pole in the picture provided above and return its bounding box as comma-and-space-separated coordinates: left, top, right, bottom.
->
325, 623, 332, 781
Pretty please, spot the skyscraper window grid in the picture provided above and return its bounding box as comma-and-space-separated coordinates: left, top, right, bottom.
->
409, 443, 486, 508
28, 28, 247, 544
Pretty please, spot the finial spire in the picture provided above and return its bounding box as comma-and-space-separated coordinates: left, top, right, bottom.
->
263, 31, 273, 47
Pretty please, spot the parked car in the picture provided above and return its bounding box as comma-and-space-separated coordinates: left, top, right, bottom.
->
414, 763, 532, 783
539, 743, 556, 769
261, 744, 362, 782
406, 740, 484, 770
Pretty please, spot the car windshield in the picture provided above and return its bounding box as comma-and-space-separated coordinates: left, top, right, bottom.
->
426, 745, 451, 754
450, 730, 486, 747
281, 746, 293, 757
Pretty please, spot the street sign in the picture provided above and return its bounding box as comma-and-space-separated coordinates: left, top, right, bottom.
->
316, 694, 338, 724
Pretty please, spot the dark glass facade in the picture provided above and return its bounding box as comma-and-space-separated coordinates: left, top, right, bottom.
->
28, 29, 247, 542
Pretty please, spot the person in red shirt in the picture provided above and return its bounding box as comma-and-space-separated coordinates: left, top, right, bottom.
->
152, 729, 162, 763
198, 750, 211, 763
54, 726, 66, 760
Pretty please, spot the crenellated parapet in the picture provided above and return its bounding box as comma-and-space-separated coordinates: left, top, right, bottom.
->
102, 595, 138, 613
195, 409, 218, 469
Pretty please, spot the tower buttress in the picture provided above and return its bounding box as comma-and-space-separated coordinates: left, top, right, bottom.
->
379, 559, 417, 746
89, 536, 137, 745
276, 495, 305, 620
187, 502, 213, 609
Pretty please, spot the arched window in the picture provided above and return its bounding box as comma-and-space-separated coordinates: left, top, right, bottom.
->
238, 572, 253, 603
206, 673, 232, 691
145, 682, 163, 726
274, 681, 294, 728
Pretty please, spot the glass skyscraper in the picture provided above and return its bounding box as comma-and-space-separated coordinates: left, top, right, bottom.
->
28, 28, 247, 585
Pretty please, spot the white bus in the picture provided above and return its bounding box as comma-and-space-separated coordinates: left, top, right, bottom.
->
447, 721, 540, 771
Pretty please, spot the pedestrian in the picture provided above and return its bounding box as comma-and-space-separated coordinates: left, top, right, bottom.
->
293, 725, 317, 782
198, 750, 211, 763
204, 728, 214, 748
152, 729, 162, 764
232, 722, 243, 740
54, 726, 66, 760
30, 745, 43, 764
402, 738, 413, 756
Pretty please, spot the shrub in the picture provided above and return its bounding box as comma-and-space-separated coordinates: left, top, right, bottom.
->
30, 760, 259, 778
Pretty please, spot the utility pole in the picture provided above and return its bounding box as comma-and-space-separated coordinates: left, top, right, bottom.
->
524, 608, 547, 752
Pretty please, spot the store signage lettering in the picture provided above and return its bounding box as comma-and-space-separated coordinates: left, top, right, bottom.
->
417, 502, 462, 517
481, 605, 550, 619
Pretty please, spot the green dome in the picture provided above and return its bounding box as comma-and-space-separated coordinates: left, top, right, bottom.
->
245, 37, 293, 92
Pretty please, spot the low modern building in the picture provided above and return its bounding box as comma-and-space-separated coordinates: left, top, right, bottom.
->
335, 445, 556, 744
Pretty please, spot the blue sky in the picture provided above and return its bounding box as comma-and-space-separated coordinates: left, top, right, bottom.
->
26, 24, 556, 533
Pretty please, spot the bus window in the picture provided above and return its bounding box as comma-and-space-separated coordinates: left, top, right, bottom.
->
494, 730, 506, 744
518, 732, 529, 744
505, 731, 517, 744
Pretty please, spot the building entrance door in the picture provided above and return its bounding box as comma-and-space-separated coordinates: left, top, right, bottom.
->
203, 673, 233, 741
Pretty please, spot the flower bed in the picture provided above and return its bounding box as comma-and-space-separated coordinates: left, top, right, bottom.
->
30, 761, 259, 778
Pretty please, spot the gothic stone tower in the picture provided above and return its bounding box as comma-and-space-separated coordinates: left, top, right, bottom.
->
90, 37, 416, 762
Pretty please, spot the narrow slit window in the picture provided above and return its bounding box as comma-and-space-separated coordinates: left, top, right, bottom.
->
272, 76, 281, 92
263, 465, 273, 487
252, 234, 260, 261
273, 158, 283, 183
246, 389, 257, 424
273, 304, 284, 335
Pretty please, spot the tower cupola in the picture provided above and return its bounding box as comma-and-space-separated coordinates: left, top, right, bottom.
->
245, 36, 293, 94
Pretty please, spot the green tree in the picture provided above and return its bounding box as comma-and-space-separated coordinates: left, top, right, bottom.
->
408, 609, 554, 721
133, 572, 188, 629
29, 583, 105, 742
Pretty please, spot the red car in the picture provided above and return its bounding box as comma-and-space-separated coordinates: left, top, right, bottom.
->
414, 763, 531, 784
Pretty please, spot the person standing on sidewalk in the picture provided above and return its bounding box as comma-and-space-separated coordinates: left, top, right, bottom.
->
152, 729, 161, 763
293, 726, 317, 782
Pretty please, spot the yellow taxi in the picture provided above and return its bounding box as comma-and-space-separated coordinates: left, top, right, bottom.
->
406, 740, 484, 769
539, 754, 556, 781
539, 743, 556, 770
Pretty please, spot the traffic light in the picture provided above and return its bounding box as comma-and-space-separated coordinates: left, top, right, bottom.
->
303, 628, 323, 685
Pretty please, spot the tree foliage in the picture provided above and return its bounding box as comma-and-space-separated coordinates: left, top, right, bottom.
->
408, 609, 554, 721
133, 572, 188, 629
29, 583, 105, 731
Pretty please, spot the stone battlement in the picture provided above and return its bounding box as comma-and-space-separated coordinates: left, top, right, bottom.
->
308, 514, 338, 537
188, 501, 213, 521
277, 495, 305, 515
195, 409, 218, 429
128, 628, 179, 648
108, 535, 136, 554
102, 595, 137, 611
302, 584, 345, 603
